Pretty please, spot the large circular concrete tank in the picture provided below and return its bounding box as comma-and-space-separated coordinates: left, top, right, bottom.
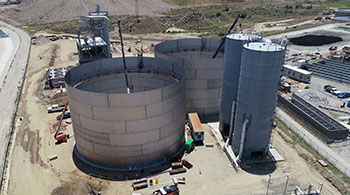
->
65, 57, 186, 170
232, 42, 285, 160
154, 38, 224, 121
219, 34, 261, 134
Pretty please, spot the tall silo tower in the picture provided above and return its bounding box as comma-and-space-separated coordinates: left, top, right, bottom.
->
219, 34, 261, 134
232, 42, 285, 161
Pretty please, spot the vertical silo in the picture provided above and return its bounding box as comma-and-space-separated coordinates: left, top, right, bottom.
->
232, 42, 285, 160
219, 34, 261, 134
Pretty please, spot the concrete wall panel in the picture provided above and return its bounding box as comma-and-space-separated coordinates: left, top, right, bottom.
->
108, 89, 163, 107
126, 111, 173, 133
109, 128, 160, 146
186, 80, 207, 90
146, 93, 183, 118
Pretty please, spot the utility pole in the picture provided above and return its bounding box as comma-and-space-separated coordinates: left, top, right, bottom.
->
135, 0, 139, 17
283, 174, 289, 195
135, 0, 140, 22
266, 174, 272, 195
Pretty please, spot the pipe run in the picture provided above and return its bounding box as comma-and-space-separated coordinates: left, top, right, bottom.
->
236, 118, 249, 161
225, 101, 236, 146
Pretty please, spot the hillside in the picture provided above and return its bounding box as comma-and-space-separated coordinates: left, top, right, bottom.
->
2, 0, 173, 23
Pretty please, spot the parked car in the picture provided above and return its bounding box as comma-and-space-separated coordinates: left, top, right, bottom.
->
329, 46, 337, 51
153, 185, 179, 195
338, 92, 350, 99
47, 104, 66, 113
56, 112, 71, 120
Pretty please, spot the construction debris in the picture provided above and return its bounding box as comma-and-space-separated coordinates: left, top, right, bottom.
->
132, 180, 148, 191
169, 168, 186, 175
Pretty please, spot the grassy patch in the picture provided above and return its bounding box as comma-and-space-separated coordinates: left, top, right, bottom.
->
327, 0, 350, 7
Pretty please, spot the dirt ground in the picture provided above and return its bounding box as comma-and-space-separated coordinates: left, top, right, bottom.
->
0, 35, 343, 195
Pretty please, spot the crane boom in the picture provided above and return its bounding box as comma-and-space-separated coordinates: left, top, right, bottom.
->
54, 100, 69, 139
212, 13, 247, 59
117, 20, 133, 93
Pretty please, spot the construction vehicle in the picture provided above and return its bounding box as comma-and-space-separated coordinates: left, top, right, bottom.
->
54, 100, 69, 143
187, 113, 204, 142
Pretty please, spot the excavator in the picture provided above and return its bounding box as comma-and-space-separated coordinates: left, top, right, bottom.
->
54, 100, 69, 143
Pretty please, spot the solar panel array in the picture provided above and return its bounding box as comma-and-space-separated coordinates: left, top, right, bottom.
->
309, 59, 350, 84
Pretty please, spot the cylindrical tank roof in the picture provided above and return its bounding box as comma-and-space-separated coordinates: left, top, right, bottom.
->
243, 42, 285, 52
65, 57, 186, 171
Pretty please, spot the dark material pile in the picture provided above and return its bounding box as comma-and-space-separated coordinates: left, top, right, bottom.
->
289, 35, 343, 46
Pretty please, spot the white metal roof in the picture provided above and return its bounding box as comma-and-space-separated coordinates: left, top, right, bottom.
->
283, 64, 312, 75
77, 37, 107, 48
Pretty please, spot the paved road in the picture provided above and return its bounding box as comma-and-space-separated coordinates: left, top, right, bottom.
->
0, 32, 14, 81
0, 20, 31, 188
276, 108, 350, 177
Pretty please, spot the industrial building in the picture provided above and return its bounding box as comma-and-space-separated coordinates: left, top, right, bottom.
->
219, 33, 261, 134
281, 65, 312, 83
154, 38, 224, 121
45, 67, 67, 89
334, 8, 350, 21
76, 5, 112, 64
232, 42, 286, 160
65, 57, 186, 170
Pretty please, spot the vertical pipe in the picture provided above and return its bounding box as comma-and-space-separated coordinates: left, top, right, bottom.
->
318, 183, 323, 195
236, 119, 249, 161
225, 101, 236, 146
283, 174, 289, 195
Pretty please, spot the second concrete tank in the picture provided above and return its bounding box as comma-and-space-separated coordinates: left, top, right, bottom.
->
155, 38, 224, 121
232, 42, 285, 160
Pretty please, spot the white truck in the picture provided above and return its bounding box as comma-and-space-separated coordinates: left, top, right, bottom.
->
47, 104, 66, 113
324, 85, 341, 96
